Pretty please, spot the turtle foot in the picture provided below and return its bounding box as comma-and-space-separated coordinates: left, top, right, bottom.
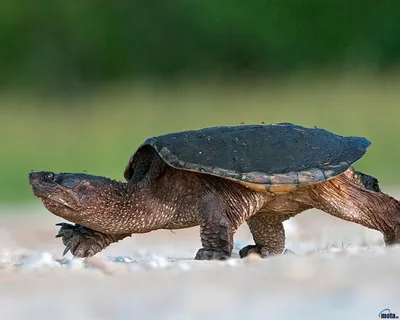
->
55, 223, 106, 258
194, 248, 230, 260
239, 244, 294, 258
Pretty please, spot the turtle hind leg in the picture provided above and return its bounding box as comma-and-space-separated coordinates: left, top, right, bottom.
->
194, 195, 237, 261
55, 223, 130, 258
294, 168, 400, 245
239, 213, 295, 258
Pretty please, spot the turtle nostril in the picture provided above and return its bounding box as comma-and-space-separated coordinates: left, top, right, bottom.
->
29, 172, 38, 184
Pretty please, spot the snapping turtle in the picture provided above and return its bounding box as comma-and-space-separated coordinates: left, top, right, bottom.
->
29, 123, 400, 260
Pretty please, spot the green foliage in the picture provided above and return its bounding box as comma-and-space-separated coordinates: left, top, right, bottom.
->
0, 1, 399, 89
2, 74, 400, 204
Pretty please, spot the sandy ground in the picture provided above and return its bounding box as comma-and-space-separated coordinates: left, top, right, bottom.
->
1, 200, 400, 320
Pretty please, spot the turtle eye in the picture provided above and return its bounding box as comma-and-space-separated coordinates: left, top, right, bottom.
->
43, 172, 54, 181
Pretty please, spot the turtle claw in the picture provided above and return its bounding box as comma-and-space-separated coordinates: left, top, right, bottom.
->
55, 222, 70, 228
239, 244, 289, 258
63, 244, 71, 256
55, 223, 75, 239
194, 248, 230, 260
55, 228, 65, 238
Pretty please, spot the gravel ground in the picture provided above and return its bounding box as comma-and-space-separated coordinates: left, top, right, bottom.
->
1, 203, 399, 320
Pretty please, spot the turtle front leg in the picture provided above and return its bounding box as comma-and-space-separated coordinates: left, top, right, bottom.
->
294, 168, 400, 245
194, 196, 236, 260
55, 223, 130, 258
239, 213, 294, 258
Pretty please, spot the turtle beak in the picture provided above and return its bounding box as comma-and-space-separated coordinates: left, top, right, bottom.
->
29, 171, 58, 197
29, 171, 55, 186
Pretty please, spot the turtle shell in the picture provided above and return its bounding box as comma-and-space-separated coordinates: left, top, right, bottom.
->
124, 123, 370, 193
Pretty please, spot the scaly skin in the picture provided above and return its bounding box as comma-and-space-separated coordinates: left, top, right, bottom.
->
29, 165, 400, 260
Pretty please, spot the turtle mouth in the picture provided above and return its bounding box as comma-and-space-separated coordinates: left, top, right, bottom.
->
29, 171, 77, 210
31, 184, 56, 198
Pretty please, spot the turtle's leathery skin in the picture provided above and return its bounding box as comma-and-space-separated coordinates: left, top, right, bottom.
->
239, 213, 297, 258
30, 165, 400, 259
290, 168, 400, 245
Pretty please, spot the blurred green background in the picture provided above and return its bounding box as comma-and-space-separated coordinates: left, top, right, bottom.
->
1, 1, 400, 204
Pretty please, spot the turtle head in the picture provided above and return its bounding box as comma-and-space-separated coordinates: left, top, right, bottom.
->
29, 171, 125, 221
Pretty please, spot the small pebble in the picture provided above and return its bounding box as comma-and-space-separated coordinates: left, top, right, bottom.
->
68, 258, 85, 270
85, 257, 114, 275
242, 253, 263, 264
177, 262, 191, 272
18, 252, 60, 271
128, 263, 143, 272
55, 257, 73, 266
225, 259, 239, 267
146, 256, 170, 269
109, 256, 134, 263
